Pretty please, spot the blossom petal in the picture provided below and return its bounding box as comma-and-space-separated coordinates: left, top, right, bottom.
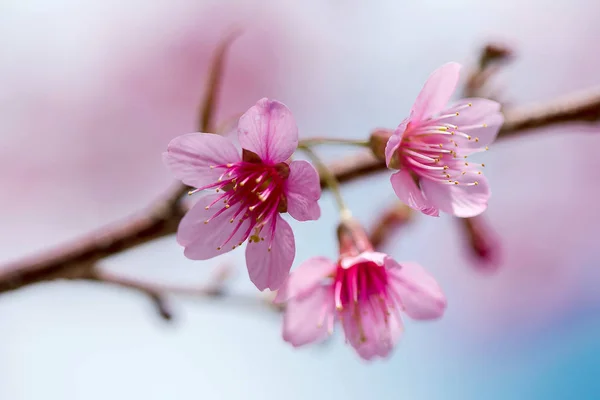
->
385, 119, 408, 167
245, 214, 295, 291
411, 62, 461, 121
163, 133, 241, 188
341, 306, 404, 361
386, 259, 447, 320
446, 108, 504, 148
237, 98, 298, 163
420, 173, 490, 218
283, 285, 335, 347
177, 195, 251, 260
448, 98, 501, 125
340, 251, 387, 269
275, 256, 336, 304
285, 160, 321, 222
390, 170, 439, 217
461, 112, 504, 148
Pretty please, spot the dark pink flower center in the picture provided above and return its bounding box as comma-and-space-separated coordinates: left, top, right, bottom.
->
193, 160, 289, 251
333, 261, 389, 311
333, 260, 401, 344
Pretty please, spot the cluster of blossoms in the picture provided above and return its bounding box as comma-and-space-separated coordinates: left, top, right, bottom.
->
163, 63, 503, 360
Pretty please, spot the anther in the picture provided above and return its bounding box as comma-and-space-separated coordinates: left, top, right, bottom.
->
485, 146, 489, 151
474, 181, 479, 185
229, 219, 234, 223
465, 162, 469, 166
225, 204, 230, 209
467, 135, 472, 140
216, 247, 221, 250
439, 143, 443, 148
454, 181, 459, 185
475, 137, 479, 142
204, 220, 209, 224
226, 163, 233, 168
455, 112, 460, 116
462, 171, 466, 175
481, 163, 486, 167
209, 165, 215, 169
205, 206, 210, 210
482, 123, 488, 128
468, 102, 472, 106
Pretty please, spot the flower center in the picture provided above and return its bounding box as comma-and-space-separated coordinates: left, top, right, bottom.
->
398, 103, 489, 186
333, 260, 397, 343
333, 261, 388, 311
191, 160, 289, 251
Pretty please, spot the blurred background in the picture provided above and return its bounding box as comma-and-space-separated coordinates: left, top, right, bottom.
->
1, 0, 600, 399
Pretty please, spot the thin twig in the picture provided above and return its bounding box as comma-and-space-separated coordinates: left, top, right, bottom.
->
369, 202, 413, 249
87, 269, 282, 317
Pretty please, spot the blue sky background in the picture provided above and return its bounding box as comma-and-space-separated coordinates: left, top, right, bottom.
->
1, 0, 600, 399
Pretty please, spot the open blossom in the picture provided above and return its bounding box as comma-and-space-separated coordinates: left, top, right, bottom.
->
276, 219, 446, 360
163, 98, 321, 291
385, 62, 504, 217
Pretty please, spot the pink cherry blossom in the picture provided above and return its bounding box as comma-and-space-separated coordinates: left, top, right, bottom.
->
385, 62, 504, 217
276, 221, 446, 360
163, 98, 321, 291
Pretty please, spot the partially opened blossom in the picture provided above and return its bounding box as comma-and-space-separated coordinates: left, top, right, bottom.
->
385, 62, 504, 217
163, 98, 321, 291
276, 219, 446, 360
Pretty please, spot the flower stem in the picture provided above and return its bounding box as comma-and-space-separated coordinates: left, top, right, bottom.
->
298, 137, 370, 148
298, 144, 352, 220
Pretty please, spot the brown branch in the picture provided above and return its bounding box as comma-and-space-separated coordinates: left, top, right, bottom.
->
0, 196, 184, 293
2, 52, 600, 296
500, 87, 600, 137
